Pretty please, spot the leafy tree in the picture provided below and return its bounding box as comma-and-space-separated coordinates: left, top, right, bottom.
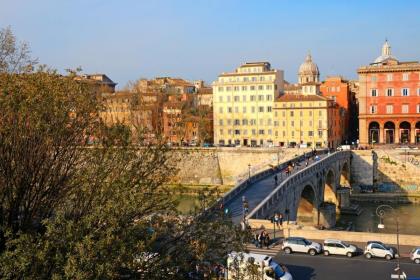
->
0, 27, 248, 279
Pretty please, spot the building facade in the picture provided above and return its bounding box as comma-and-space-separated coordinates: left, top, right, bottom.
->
320, 76, 358, 143
212, 62, 284, 146
358, 40, 420, 145
274, 83, 342, 148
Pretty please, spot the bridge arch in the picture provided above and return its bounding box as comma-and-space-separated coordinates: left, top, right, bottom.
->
323, 169, 338, 206
296, 183, 318, 225
340, 161, 350, 187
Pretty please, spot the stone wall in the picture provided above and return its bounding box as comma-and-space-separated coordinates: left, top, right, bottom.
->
351, 150, 420, 193
169, 148, 310, 186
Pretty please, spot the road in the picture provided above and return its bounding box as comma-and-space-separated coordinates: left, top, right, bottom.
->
247, 243, 420, 280
225, 153, 326, 224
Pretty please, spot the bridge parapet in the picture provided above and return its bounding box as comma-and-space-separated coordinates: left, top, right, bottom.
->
246, 151, 351, 220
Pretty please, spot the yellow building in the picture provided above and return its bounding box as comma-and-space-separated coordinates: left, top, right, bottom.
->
274, 83, 343, 148
212, 62, 284, 146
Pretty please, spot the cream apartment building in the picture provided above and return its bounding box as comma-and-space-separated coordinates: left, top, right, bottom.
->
212, 62, 284, 146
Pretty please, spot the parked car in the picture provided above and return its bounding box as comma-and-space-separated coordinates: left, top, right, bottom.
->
282, 237, 322, 256
364, 241, 395, 260
323, 239, 357, 257
410, 247, 420, 264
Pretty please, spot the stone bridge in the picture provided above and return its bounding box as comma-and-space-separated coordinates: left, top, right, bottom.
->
220, 151, 352, 228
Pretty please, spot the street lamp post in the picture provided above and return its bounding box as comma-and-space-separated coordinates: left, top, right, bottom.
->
248, 164, 251, 181
376, 204, 402, 279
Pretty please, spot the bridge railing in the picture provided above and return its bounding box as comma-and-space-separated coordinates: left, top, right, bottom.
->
209, 149, 328, 213
246, 150, 350, 220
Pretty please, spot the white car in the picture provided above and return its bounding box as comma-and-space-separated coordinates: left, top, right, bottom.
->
323, 239, 358, 257
410, 247, 420, 264
227, 252, 293, 280
282, 237, 322, 256
364, 241, 395, 260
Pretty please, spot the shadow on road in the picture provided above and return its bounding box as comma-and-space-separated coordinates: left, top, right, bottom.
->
284, 264, 316, 280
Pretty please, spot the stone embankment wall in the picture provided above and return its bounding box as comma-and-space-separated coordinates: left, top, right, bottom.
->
169, 148, 310, 186
351, 150, 420, 194
248, 219, 420, 246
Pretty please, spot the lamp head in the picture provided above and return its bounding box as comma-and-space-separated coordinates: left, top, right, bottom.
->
378, 223, 385, 229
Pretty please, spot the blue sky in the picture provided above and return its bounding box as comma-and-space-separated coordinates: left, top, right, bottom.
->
1, 0, 419, 88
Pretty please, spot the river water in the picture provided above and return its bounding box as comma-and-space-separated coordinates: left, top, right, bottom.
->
337, 201, 420, 235
176, 195, 420, 235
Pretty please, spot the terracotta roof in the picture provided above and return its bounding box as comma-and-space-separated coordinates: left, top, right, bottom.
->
276, 94, 328, 102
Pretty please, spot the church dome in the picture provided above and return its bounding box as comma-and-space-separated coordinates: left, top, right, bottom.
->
374, 40, 398, 64
299, 53, 319, 75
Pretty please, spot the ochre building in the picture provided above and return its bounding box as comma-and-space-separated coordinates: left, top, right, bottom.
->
212, 62, 284, 146
357, 40, 420, 145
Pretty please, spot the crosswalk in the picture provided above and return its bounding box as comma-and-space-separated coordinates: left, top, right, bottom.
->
246, 244, 282, 257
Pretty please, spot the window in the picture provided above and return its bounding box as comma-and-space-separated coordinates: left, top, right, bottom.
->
226, 86, 231, 91
219, 107, 223, 113
227, 96, 231, 102
418, 88, 420, 96
300, 111, 303, 117
403, 73, 409, 81
402, 88, 410, 96
274, 121, 279, 126
319, 110, 322, 116
252, 129, 256, 135
219, 129, 223, 135
266, 95, 272, 101
242, 86, 247, 91
234, 86, 239, 91
371, 89, 378, 97
242, 107, 247, 113
266, 85, 272, 90
283, 131, 286, 137
282, 121, 286, 126
267, 119, 272, 125
227, 107, 232, 113
218, 96, 223, 102
234, 96, 240, 102
227, 119, 232, 125
250, 95, 256, 101
309, 121, 312, 126
219, 120, 223, 125
234, 130, 240, 135
318, 120, 323, 128
242, 119, 248, 125
387, 74, 393, 81
259, 106, 264, 112
250, 86, 255, 90
309, 111, 312, 116
291, 131, 294, 137
386, 88, 394, 97
259, 129, 265, 135
228, 129, 232, 135
386, 104, 393, 114
290, 111, 294, 117
258, 95, 264, 101
234, 119, 240, 125
291, 121, 294, 127
250, 119, 256, 125
218, 87, 224, 92
259, 119, 263, 125
234, 107, 239, 113
242, 95, 246, 102
282, 111, 286, 117
267, 106, 272, 112
417, 104, 420, 113
370, 105, 377, 114
268, 129, 272, 135
258, 85, 263, 90
251, 106, 255, 113
308, 131, 313, 136
402, 104, 409, 113
318, 130, 323, 137
243, 77, 249, 82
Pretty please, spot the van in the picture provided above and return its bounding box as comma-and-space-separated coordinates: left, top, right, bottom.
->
227, 252, 292, 280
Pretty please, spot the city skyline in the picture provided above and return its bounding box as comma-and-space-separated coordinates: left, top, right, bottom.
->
2, 0, 420, 88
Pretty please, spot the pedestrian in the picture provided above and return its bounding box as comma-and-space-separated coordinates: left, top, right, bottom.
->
264, 233, 270, 249
279, 213, 283, 228
274, 213, 280, 227
243, 200, 249, 216
274, 174, 278, 185
258, 231, 265, 248
305, 160, 309, 167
